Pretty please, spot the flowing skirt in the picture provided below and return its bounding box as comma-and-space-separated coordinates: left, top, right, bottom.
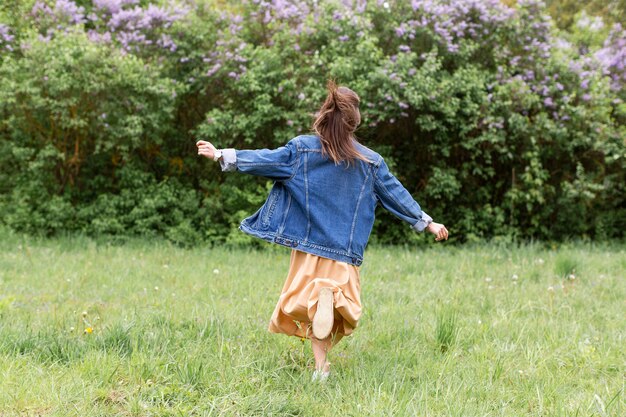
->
268, 249, 362, 344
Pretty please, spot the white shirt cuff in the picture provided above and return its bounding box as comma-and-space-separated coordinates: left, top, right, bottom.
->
219, 148, 237, 172
412, 211, 433, 232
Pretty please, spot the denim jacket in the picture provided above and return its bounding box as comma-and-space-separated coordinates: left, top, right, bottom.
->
219, 134, 432, 266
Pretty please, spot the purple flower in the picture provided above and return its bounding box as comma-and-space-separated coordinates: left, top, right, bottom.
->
207, 63, 222, 77
582, 93, 592, 101
593, 23, 626, 92
93, 0, 138, 15
0, 24, 14, 43
31, 0, 86, 29
157, 33, 176, 52
339, 35, 349, 42
54, 0, 86, 25
399, 45, 411, 53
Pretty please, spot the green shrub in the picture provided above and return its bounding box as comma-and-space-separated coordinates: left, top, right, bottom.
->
0, 0, 623, 245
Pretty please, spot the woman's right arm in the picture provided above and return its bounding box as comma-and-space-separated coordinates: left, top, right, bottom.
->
196, 139, 298, 181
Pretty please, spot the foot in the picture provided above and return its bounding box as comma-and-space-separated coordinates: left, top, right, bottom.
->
313, 287, 334, 340
312, 362, 331, 382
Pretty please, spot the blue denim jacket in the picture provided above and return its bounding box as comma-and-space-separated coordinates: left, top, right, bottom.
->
219, 134, 432, 266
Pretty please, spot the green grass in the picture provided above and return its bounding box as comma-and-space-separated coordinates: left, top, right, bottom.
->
0, 231, 624, 416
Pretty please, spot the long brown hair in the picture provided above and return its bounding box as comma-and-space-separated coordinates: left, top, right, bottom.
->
312, 79, 369, 166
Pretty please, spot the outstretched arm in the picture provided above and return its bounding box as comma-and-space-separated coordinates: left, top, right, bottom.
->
196, 139, 298, 181
373, 157, 448, 241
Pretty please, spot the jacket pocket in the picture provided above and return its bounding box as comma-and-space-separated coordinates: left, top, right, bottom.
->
261, 190, 279, 228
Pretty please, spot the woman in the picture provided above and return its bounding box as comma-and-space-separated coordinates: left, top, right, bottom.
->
196, 80, 449, 381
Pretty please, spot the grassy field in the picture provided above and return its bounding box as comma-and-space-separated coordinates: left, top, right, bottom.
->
0, 231, 624, 416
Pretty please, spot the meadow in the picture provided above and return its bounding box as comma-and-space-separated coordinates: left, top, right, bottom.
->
0, 231, 624, 416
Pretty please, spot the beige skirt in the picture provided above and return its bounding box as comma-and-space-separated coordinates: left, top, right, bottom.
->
268, 249, 362, 343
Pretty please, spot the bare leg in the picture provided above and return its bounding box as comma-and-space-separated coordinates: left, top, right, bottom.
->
311, 335, 332, 372
311, 328, 344, 372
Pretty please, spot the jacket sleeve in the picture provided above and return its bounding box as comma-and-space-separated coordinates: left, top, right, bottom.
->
218, 139, 298, 181
373, 157, 433, 232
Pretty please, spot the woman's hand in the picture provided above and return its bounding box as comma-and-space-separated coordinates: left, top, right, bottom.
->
196, 140, 217, 160
426, 222, 449, 241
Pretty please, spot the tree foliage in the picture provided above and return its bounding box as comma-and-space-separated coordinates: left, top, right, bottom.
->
0, 0, 624, 245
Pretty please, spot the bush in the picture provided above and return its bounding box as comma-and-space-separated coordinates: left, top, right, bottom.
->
0, 0, 624, 245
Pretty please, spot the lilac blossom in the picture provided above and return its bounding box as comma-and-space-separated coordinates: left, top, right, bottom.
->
207, 63, 222, 77
0, 24, 14, 52
54, 0, 86, 25
87, 30, 112, 43
31, 0, 86, 28
405, 0, 515, 53
93, 0, 138, 15
594, 23, 626, 92
31, 0, 189, 55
